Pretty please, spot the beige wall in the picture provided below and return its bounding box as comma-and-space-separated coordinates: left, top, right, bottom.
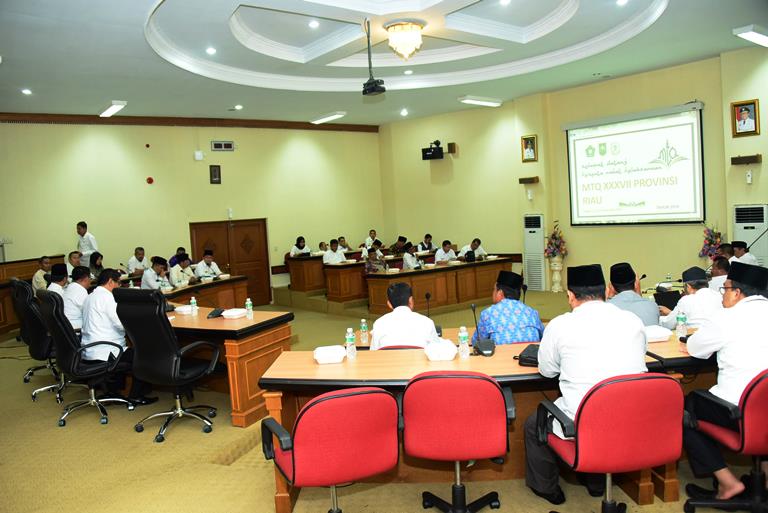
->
0, 124, 383, 283
720, 46, 768, 232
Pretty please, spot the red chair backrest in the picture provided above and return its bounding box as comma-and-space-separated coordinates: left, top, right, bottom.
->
738, 369, 768, 455
402, 371, 508, 461
571, 373, 683, 474
290, 387, 399, 487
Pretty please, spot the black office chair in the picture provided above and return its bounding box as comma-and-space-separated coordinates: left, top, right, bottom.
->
37, 290, 134, 426
114, 288, 220, 443
10, 278, 59, 388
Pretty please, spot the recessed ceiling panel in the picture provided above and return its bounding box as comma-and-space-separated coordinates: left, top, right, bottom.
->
235, 6, 355, 47
456, 0, 566, 27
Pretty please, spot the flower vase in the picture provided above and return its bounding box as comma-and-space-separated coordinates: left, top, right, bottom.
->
549, 255, 564, 293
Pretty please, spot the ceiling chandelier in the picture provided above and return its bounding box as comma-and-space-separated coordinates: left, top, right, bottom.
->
384, 20, 425, 60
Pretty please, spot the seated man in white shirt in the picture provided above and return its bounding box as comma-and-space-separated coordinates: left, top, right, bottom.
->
402, 242, 421, 271
418, 233, 435, 253
141, 256, 171, 290
732, 240, 759, 266
127, 246, 151, 276
459, 238, 487, 261
434, 240, 456, 263
323, 239, 347, 265
81, 269, 156, 404
66, 251, 82, 280
524, 264, 647, 505
195, 249, 222, 278
660, 267, 723, 329
361, 229, 377, 249
289, 236, 311, 257
169, 253, 197, 287
362, 239, 384, 261
318, 241, 329, 252
64, 266, 90, 329
338, 236, 351, 252
47, 263, 69, 297
32, 255, 51, 293
716, 243, 736, 263
708, 257, 729, 294
683, 262, 768, 501
371, 282, 439, 350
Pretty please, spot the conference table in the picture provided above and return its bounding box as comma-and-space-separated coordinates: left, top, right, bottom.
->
259, 334, 716, 513
169, 305, 294, 427
0, 254, 65, 335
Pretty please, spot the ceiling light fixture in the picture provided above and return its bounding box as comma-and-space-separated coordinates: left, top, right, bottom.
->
616, 0, 628, 5
500, 0, 511, 5
458, 95, 503, 108
234, 104, 243, 110
99, 100, 127, 118
311, 111, 346, 124
21, 88, 32, 95
733, 24, 768, 47
404, 69, 413, 75
384, 20, 425, 60
308, 19, 320, 29
206, 47, 217, 55
400, 108, 409, 117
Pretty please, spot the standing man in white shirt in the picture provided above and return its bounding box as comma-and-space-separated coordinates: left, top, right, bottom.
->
194, 250, 222, 278
141, 257, 171, 290
64, 266, 90, 329
323, 239, 347, 265
732, 240, 759, 266
32, 256, 51, 293
289, 236, 311, 257
683, 262, 768, 501
371, 282, 439, 350
47, 264, 68, 297
127, 247, 151, 276
81, 269, 156, 405
76, 221, 98, 268
659, 267, 723, 329
169, 253, 197, 287
402, 243, 421, 270
459, 238, 487, 261
524, 264, 647, 505
434, 240, 456, 263
708, 257, 729, 294
716, 243, 737, 264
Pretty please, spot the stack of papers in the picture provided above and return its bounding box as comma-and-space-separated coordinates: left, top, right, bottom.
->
644, 325, 673, 343
313, 345, 346, 364
222, 308, 247, 319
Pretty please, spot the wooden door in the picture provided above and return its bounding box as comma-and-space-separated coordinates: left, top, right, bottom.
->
189, 221, 231, 271
227, 219, 271, 306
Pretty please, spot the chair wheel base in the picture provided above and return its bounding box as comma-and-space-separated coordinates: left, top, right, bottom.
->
100, 417, 108, 425
202, 424, 212, 433
154, 434, 165, 443
600, 500, 626, 513
57, 419, 66, 427
421, 488, 499, 512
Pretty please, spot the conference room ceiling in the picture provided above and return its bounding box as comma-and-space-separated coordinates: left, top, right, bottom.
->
0, 0, 766, 126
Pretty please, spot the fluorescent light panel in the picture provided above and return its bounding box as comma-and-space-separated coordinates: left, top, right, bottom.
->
458, 95, 503, 107
99, 100, 127, 118
734, 24, 768, 47
311, 111, 346, 124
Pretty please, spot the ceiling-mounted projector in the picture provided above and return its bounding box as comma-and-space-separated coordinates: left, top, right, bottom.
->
362, 19, 386, 96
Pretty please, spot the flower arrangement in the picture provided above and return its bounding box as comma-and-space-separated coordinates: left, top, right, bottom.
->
545, 222, 568, 258
698, 226, 722, 260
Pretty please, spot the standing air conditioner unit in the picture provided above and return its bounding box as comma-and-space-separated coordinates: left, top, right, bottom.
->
523, 214, 546, 291
734, 204, 768, 267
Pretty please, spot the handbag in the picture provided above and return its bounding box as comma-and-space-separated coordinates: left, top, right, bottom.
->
514, 344, 539, 367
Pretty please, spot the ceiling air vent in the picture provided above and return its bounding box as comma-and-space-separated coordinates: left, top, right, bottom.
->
211, 141, 234, 151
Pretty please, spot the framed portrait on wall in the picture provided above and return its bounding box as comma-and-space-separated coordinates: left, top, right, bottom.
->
521, 135, 538, 162
731, 99, 760, 137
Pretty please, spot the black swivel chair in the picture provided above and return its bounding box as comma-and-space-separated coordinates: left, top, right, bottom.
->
10, 278, 59, 388
37, 290, 134, 426
114, 288, 220, 443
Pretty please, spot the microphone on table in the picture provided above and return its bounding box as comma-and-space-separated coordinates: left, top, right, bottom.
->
470, 303, 495, 357
522, 284, 528, 304
425, 293, 442, 337
639, 274, 647, 281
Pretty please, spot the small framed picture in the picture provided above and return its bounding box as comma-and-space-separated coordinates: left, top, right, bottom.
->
731, 99, 760, 137
521, 135, 538, 162
209, 165, 221, 184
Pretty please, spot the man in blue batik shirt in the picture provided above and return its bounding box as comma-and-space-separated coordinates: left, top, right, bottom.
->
473, 270, 544, 344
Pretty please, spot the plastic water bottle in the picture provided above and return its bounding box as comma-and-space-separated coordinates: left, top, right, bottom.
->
245, 297, 253, 319
458, 326, 470, 360
675, 312, 687, 338
360, 319, 369, 345
345, 328, 357, 361
190, 296, 198, 315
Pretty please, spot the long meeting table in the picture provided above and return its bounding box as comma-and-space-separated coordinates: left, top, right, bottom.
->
259, 334, 717, 513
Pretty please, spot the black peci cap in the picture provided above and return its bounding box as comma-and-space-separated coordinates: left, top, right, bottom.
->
497, 270, 523, 289
568, 264, 605, 287
682, 266, 707, 283
609, 262, 636, 285
728, 261, 768, 289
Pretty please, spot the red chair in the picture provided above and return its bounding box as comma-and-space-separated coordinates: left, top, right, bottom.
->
262, 387, 399, 513
536, 373, 683, 513
684, 369, 768, 513
402, 371, 515, 512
